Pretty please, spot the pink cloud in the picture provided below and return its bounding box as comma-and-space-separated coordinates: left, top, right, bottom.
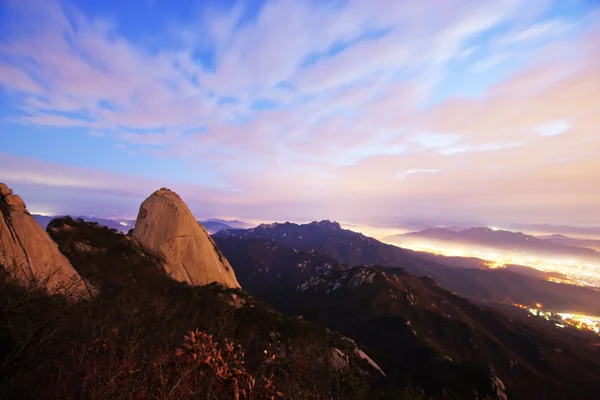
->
0, 64, 44, 94
1, 0, 599, 225
22, 114, 94, 128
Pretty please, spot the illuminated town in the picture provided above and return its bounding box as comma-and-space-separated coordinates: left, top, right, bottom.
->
383, 241, 600, 288
504, 302, 600, 334
528, 306, 600, 334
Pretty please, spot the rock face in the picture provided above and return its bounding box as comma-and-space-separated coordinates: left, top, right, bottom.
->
0, 183, 88, 296
132, 188, 240, 288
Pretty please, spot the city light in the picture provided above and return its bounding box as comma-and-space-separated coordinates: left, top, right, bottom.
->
383, 241, 600, 288
527, 306, 600, 334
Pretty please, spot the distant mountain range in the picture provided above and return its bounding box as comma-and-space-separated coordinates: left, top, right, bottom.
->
205, 218, 252, 229
536, 234, 600, 252
510, 223, 600, 237
214, 221, 600, 315
32, 214, 252, 234
29, 214, 600, 313
33, 214, 135, 232
386, 227, 600, 264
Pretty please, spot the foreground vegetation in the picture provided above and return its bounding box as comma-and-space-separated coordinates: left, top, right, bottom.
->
0, 217, 419, 399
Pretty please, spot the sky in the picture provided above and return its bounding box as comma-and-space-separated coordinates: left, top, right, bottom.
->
0, 0, 599, 226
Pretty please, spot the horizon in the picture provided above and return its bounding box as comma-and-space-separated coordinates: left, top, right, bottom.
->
26, 205, 600, 241
1, 0, 599, 226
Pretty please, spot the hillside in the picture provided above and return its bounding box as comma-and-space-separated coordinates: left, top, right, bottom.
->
214, 222, 600, 314
272, 266, 600, 400
1, 217, 388, 399
213, 237, 343, 291
1, 215, 599, 398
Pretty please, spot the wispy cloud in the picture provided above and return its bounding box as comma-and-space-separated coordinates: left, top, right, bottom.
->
0, 0, 599, 225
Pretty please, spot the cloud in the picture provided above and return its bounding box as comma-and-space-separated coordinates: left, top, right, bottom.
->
0, 0, 215, 134
496, 18, 575, 47
0, 151, 231, 216
0, 0, 599, 225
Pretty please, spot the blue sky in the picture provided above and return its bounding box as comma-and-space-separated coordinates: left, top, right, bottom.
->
0, 0, 599, 225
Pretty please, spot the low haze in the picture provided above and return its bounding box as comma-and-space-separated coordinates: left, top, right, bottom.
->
1, 0, 599, 225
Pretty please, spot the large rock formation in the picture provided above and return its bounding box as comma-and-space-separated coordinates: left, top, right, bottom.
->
132, 188, 240, 288
0, 183, 88, 296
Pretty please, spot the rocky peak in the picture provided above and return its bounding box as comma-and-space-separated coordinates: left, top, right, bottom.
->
310, 220, 342, 231
4, 194, 27, 212
132, 188, 240, 288
0, 183, 26, 213
0, 183, 88, 296
0, 183, 11, 197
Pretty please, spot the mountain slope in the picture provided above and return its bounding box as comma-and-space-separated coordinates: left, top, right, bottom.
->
276, 266, 600, 400
214, 221, 600, 314
213, 237, 343, 291
1, 217, 388, 399
214, 221, 479, 273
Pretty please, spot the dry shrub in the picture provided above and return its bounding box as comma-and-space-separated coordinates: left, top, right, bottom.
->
50, 328, 282, 400
174, 330, 281, 399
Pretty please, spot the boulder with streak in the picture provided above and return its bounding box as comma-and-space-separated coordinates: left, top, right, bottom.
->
132, 188, 240, 288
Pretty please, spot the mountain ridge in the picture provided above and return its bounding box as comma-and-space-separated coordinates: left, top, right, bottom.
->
388, 227, 600, 262
267, 265, 600, 399
214, 221, 600, 314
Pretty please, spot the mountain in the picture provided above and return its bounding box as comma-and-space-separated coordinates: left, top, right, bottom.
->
206, 218, 252, 229
387, 227, 600, 264
3, 207, 600, 398
212, 237, 343, 291
200, 220, 236, 234
536, 234, 600, 252
214, 220, 456, 272
510, 224, 600, 237
214, 221, 600, 314
33, 213, 135, 232
33, 214, 245, 235
2, 216, 388, 399
0, 183, 88, 296
271, 266, 600, 400
131, 188, 240, 288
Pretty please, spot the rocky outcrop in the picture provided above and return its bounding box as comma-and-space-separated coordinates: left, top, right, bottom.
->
489, 366, 508, 400
131, 188, 240, 288
0, 183, 88, 296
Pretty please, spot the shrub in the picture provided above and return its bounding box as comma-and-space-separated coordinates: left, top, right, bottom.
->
47, 328, 282, 400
